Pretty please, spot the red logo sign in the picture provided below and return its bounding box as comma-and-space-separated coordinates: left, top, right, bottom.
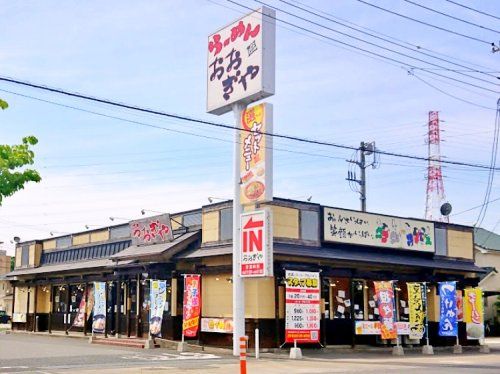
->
240, 210, 272, 277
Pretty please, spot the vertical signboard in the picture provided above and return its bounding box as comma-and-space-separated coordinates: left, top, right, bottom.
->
407, 283, 425, 340
182, 275, 201, 338
240, 103, 273, 205
149, 280, 167, 337
240, 209, 273, 277
374, 281, 397, 340
464, 288, 484, 340
130, 214, 173, 245
438, 281, 458, 337
92, 282, 106, 334
207, 7, 276, 115
285, 270, 320, 343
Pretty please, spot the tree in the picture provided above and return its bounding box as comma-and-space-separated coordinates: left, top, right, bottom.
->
0, 100, 41, 204
10, 256, 14, 271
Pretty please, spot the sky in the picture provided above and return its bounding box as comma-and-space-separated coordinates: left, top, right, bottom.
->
0, 0, 499, 255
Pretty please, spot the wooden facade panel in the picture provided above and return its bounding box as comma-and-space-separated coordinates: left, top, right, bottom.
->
245, 278, 275, 319
171, 215, 182, 230
90, 230, 109, 243
36, 287, 51, 313
202, 273, 232, 317
427, 286, 439, 322
73, 233, 90, 246
269, 205, 299, 239
15, 247, 21, 268
14, 287, 28, 313
447, 229, 473, 260
43, 239, 56, 251
201, 256, 232, 267
202, 211, 219, 243
28, 245, 36, 267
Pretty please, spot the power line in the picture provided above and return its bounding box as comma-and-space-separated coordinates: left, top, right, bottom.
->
252, 0, 498, 91
355, 0, 495, 46
445, 0, 500, 22
402, 0, 500, 34
451, 196, 500, 217
1, 76, 499, 171
276, 0, 499, 80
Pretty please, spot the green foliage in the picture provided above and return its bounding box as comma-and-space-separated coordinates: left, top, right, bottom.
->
10, 257, 14, 271
0, 99, 8, 110
0, 100, 41, 204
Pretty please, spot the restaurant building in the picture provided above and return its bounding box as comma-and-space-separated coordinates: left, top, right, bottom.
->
7, 198, 485, 348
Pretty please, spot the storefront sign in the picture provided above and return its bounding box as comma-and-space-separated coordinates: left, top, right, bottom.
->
92, 282, 106, 334
407, 283, 425, 340
374, 281, 397, 340
150, 280, 167, 337
130, 214, 173, 245
182, 275, 201, 338
438, 281, 457, 337
464, 288, 484, 340
207, 7, 276, 115
355, 321, 410, 335
12, 312, 26, 323
323, 207, 435, 252
240, 103, 273, 205
201, 317, 233, 333
240, 209, 273, 277
285, 270, 320, 343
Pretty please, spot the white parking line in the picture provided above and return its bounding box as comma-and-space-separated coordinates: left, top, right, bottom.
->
121, 352, 221, 361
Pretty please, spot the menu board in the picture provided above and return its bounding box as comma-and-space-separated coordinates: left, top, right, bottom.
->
285, 270, 320, 343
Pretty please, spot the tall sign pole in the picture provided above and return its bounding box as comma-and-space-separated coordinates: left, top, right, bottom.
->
207, 7, 275, 356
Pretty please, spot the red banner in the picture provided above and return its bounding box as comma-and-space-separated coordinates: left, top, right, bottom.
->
374, 281, 397, 340
182, 275, 201, 338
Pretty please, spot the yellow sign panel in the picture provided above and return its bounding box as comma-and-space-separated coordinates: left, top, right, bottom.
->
407, 283, 425, 340
239, 103, 273, 205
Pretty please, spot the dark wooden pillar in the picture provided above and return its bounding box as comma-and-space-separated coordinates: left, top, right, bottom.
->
104, 282, 108, 338
33, 286, 38, 332
48, 286, 52, 334
350, 279, 356, 349
115, 280, 121, 337
65, 284, 70, 335
25, 286, 30, 332
136, 275, 140, 337
11, 284, 16, 330
126, 280, 131, 338
83, 283, 89, 336
274, 276, 280, 348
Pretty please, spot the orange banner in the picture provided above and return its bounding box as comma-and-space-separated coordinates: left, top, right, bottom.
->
374, 281, 397, 340
182, 275, 201, 338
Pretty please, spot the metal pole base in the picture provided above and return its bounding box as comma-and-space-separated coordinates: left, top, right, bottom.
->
422, 345, 434, 355
392, 346, 405, 356
453, 344, 462, 354
289, 347, 303, 359
479, 345, 490, 353
177, 342, 188, 352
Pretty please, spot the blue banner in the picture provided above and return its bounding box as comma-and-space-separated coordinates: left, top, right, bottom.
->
149, 280, 167, 337
438, 281, 457, 337
92, 282, 106, 333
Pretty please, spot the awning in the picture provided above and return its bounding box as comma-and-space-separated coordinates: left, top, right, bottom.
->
6, 258, 132, 277
178, 242, 487, 273
111, 230, 200, 261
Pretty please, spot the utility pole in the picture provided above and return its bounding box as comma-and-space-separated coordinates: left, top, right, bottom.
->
346, 141, 377, 212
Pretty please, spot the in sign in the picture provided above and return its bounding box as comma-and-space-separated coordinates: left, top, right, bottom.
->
240, 209, 273, 277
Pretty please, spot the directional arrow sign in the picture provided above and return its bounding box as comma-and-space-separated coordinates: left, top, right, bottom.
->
240, 209, 273, 277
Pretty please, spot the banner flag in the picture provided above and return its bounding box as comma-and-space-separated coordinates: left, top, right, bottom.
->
182, 275, 201, 338
464, 288, 484, 340
72, 286, 93, 328
407, 282, 425, 340
149, 280, 167, 337
374, 281, 397, 340
92, 282, 106, 334
438, 281, 458, 337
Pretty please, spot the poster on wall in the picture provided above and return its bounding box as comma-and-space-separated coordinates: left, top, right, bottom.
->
438, 281, 458, 337
72, 286, 94, 328
464, 288, 484, 340
92, 282, 106, 334
355, 321, 410, 335
182, 275, 201, 338
149, 280, 167, 337
407, 283, 425, 340
201, 317, 233, 333
374, 281, 397, 340
240, 103, 273, 205
206, 7, 276, 115
240, 209, 273, 277
285, 270, 320, 343
323, 207, 435, 253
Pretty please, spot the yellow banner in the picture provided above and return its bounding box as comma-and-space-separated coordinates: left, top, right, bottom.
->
463, 288, 483, 324
407, 283, 425, 340
239, 103, 273, 205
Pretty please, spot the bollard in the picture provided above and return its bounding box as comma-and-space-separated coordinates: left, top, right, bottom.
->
240, 336, 247, 374
289, 339, 303, 359
255, 328, 260, 360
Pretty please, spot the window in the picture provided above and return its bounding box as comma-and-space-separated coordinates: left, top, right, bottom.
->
110, 225, 129, 240
183, 212, 202, 227
435, 227, 447, 256
21, 246, 29, 267
301, 210, 318, 241
53, 286, 67, 313
220, 208, 233, 241
56, 236, 72, 249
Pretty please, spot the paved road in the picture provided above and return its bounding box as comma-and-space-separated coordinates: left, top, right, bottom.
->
1, 333, 499, 373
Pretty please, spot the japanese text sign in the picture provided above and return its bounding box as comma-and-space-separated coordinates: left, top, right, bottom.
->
182, 275, 201, 338
374, 281, 397, 340
201, 317, 233, 334
92, 282, 106, 334
439, 281, 458, 337
240, 103, 273, 205
355, 321, 410, 335
285, 270, 320, 343
323, 207, 435, 253
150, 280, 167, 337
464, 287, 484, 340
130, 214, 173, 245
207, 7, 276, 115
240, 209, 273, 277
407, 283, 425, 340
